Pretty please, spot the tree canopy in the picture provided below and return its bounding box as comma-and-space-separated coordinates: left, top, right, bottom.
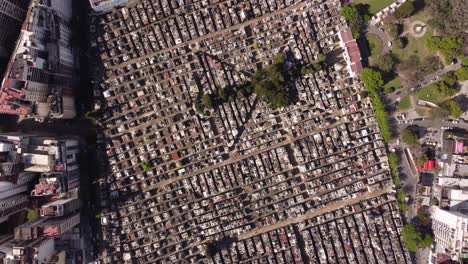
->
361, 68, 392, 142
402, 224, 433, 252
426, 0, 466, 36
340, 4, 362, 39
252, 54, 292, 109
401, 128, 419, 146
443, 100, 463, 118
425, 35, 463, 63
455, 67, 468, 81
202, 93, 215, 109
361, 68, 384, 90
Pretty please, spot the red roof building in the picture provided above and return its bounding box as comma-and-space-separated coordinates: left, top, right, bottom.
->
339, 30, 363, 77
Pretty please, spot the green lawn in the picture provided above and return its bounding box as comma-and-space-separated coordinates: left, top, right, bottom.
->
383, 77, 401, 93
392, 29, 434, 63
353, 0, 395, 15
397, 95, 411, 111
416, 83, 449, 105
366, 33, 383, 65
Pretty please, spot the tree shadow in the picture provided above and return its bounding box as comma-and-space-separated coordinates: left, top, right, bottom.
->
453, 94, 468, 112
412, 0, 426, 14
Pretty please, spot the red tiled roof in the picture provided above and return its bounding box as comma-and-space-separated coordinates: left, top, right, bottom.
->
340, 30, 353, 43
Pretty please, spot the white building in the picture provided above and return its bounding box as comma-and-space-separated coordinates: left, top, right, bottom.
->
89, 0, 128, 12
432, 206, 468, 260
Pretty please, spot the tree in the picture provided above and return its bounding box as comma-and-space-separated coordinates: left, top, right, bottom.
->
195, 100, 205, 113
361, 68, 392, 142
141, 161, 151, 172
397, 189, 408, 213
455, 67, 468, 81
421, 234, 433, 247
317, 54, 327, 63
394, 1, 414, 19
438, 82, 456, 97
374, 54, 395, 73
273, 53, 285, 65
401, 128, 419, 145
361, 68, 384, 90
426, 0, 465, 36
443, 100, 463, 118
440, 72, 457, 86
340, 4, 362, 39
202, 93, 215, 109
402, 224, 423, 252
425, 35, 463, 63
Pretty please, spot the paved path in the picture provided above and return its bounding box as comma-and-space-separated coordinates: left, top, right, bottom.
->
238, 185, 392, 240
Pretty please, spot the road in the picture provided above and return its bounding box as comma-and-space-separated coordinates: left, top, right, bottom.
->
387, 62, 462, 103
397, 118, 468, 130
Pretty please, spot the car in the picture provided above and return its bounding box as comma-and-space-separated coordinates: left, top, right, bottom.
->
388, 41, 392, 47
396, 97, 401, 102
452, 120, 459, 124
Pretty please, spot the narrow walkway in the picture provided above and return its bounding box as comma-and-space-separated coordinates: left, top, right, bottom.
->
238, 185, 392, 240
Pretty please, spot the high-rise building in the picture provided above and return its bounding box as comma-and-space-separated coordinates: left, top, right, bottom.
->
0, 133, 80, 223
0, 0, 76, 119
432, 206, 468, 261
0, 0, 30, 71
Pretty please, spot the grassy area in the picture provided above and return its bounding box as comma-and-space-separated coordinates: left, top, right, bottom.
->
353, 0, 395, 15
367, 33, 382, 57
416, 83, 449, 105
391, 29, 434, 63
383, 77, 401, 93
397, 95, 411, 111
